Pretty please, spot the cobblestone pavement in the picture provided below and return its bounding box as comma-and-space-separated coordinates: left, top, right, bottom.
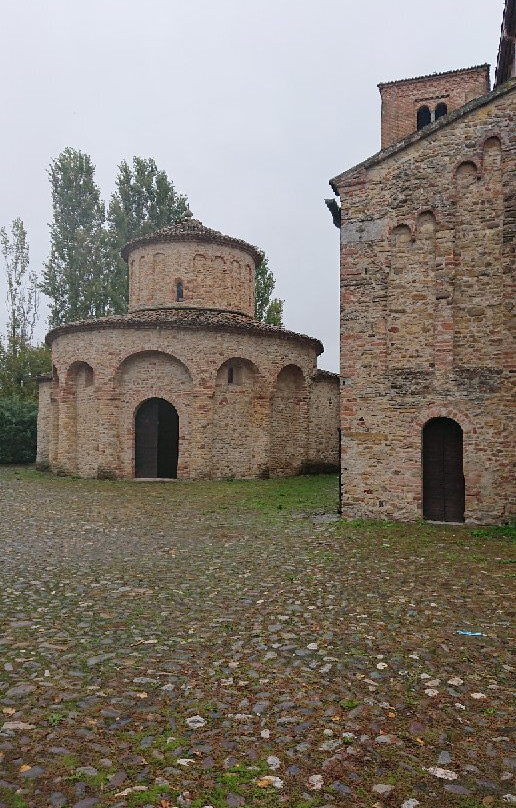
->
0, 467, 514, 808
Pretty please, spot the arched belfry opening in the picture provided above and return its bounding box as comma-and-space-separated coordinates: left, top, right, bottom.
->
135, 398, 179, 478
422, 418, 465, 522
417, 105, 431, 130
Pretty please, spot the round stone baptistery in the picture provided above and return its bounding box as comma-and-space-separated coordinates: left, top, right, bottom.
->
37, 218, 339, 481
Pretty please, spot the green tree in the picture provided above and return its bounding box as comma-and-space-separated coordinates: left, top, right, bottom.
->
106, 157, 190, 311
255, 253, 283, 326
0, 341, 51, 401
1, 218, 39, 352
41, 148, 107, 326
0, 397, 38, 463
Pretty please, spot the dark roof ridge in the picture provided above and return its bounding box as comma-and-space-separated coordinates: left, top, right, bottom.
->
378, 63, 490, 89
121, 217, 262, 267
129, 304, 253, 318
313, 368, 339, 381
330, 78, 516, 193
44, 307, 323, 354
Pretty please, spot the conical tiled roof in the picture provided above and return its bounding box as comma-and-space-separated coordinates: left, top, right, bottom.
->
44, 306, 323, 354
121, 217, 262, 266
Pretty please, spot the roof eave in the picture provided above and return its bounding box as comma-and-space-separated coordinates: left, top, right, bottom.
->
377, 63, 490, 90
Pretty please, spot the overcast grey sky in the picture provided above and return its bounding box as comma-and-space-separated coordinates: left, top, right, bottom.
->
0, 0, 504, 371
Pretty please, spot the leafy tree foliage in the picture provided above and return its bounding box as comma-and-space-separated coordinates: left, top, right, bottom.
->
0, 340, 51, 401
0, 216, 50, 402
263, 297, 284, 326
41, 148, 107, 326
40, 149, 284, 324
255, 254, 283, 326
1, 218, 39, 351
0, 397, 38, 463
106, 157, 190, 311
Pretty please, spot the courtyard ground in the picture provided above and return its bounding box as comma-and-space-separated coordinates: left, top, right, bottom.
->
0, 467, 514, 808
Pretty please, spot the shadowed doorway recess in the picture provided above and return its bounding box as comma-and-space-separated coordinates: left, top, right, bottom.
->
135, 398, 179, 478
423, 417, 465, 522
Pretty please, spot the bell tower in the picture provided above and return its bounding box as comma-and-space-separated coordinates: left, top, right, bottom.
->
378, 64, 490, 148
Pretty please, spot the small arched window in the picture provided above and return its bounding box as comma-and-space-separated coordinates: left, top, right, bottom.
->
435, 102, 448, 120
417, 106, 431, 130
228, 366, 234, 384
176, 281, 183, 302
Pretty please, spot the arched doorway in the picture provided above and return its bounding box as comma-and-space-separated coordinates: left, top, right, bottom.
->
422, 418, 465, 522
135, 398, 179, 478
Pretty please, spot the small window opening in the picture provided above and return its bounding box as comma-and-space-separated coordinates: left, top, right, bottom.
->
417, 105, 431, 130
435, 102, 448, 120
228, 366, 234, 384
176, 281, 183, 302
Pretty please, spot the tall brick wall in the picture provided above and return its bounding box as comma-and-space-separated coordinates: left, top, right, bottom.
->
38, 321, 340, 481
331, 83, 515, 524
379, 65, 490, 148
308, 372, 340, 470
128, 240, 256, 317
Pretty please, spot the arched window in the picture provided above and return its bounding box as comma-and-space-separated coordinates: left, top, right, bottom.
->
435, 102, 448, 120
417, 105, 431, 130
176, 281, 183, 302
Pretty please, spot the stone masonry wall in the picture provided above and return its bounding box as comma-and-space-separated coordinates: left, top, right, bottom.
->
43, 324, 340, 481
128, 241, 255, 317
335, 85, 515, 523
379, 66, 490, 148
308, 373, 340, 470
36, 380, 51, 469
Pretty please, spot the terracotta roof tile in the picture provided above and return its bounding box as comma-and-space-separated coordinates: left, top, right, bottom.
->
45, 306, 323, 354
378, 63, 490, 89
121, 217, 262, 266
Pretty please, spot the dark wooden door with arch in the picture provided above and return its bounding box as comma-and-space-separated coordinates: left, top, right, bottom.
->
135, 398, 179, 478
422, 418, 465, 522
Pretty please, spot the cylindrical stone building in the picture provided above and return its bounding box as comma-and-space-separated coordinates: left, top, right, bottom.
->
37, 217, 339, 480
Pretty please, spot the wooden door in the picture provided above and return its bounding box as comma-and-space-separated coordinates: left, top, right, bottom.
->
135, 398, 159, 478
423, 418, 465, 522
157, 399, 179, 479
135, 398, 179, 479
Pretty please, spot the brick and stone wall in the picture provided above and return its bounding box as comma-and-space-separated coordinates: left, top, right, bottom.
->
379, 65, 490, 148
39, 218, 339, 482
38, 319, 339, 481
308, 371, 340, 471
36, 379, 51, 470
128, 240, 256, 317
331, 81, 515, 524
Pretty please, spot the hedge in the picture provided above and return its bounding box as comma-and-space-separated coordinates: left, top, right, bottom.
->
0, 397, 38, 464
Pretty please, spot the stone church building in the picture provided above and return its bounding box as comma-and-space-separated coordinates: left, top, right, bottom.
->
327, 1, 515, 524
37, 218, 339, 480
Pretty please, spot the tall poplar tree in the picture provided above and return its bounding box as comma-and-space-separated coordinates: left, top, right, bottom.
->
106, 157, 190, 311
42, 148, 107, 326
255, 253, 283, 326
0, 218, 39, 351
0, 218, 51, 402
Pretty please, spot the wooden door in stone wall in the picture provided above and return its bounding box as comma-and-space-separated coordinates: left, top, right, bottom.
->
423, 418, 465, 522
135, 397, 179, 478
